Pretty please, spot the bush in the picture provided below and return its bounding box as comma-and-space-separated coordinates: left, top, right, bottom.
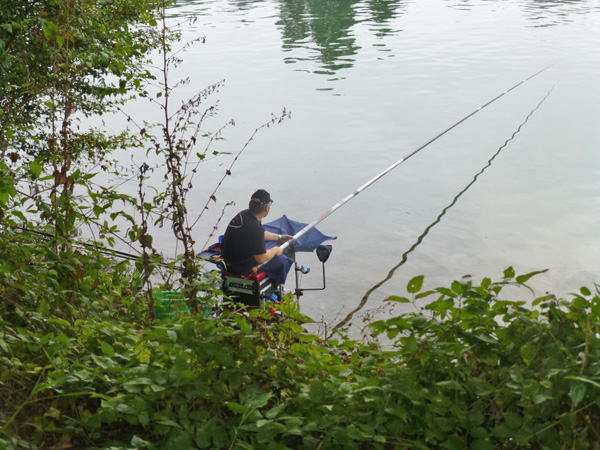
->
2, 268, 600, 449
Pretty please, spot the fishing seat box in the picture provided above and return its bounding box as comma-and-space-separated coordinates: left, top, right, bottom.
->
221, 270, 279, 308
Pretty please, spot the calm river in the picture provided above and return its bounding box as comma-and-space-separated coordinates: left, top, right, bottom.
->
119, 0, 600, 326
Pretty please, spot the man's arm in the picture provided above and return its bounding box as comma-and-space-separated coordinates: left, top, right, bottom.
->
255, 231, 292, 264
264, 231, 293, 243
254, 246, 283, 264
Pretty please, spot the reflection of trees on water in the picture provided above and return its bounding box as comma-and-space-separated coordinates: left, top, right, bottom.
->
168, 0, 265, 18
277, 0, 360, 74
276, 0, 404, 74
365, 0, 403, 23
169, 0, 405, 75
361, 0, 404, 38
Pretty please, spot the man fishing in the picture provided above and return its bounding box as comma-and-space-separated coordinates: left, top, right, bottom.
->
221, 189, 293, 284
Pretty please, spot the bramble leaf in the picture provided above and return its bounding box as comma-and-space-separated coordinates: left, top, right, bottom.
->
386, 296, 410, 303
407, 275, 424, 294
101, 341, 115, 357
516, 269, 548, 284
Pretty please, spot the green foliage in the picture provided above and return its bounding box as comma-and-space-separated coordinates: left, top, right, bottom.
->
2, 269, 600, 449
0, 0, 167, 287
3, 2, 599, 449
0, 0, 161, 136
1, 0, 289, 325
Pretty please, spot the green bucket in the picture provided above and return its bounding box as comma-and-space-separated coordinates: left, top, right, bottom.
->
154, 291, 191, 321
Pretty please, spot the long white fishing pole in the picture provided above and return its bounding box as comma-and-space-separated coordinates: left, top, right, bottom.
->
281, 64, 554, 251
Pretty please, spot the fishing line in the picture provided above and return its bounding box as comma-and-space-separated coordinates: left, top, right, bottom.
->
280, 64, 554, 252
331, 80, 559, 332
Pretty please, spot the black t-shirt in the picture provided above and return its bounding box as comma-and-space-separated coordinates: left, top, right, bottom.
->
221, 209, 266, 274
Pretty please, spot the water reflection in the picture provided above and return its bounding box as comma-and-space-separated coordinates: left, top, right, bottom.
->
520, 0, 594, 28
277, 0, 361, 74
166, 0, 207, 18
168, 0, 405, 75
358, 0, 405, 38
276, 0, 405, 75
443, 0, 594, 26
227, 0, 264, 12
443, 0, 474, 11
169, 0, 595, 76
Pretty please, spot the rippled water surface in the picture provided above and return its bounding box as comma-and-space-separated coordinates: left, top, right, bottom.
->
124, 0, 600, 325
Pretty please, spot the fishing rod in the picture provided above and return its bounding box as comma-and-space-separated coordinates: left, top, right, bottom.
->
280, 64, 554, 252
9, 224, 139, 261
331, 80, 558, 332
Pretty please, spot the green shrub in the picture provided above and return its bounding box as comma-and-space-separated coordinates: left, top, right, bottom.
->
2, 269, 600, 449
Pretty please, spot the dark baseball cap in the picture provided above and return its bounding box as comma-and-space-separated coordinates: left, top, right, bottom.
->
251, 189, 273, 204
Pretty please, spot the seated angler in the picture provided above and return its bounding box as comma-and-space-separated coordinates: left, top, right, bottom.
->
221, 189, 293, 285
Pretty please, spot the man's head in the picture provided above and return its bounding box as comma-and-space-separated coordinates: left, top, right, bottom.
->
249, 189, 273, 216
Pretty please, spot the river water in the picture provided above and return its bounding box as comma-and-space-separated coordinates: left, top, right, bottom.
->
117, 0, 600, 326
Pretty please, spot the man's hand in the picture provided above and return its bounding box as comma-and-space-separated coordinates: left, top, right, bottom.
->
280, 234, 293, 243
254, 245, 283, 264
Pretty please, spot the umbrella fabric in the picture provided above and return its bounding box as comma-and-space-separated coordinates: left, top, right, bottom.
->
263, 215, 336, 252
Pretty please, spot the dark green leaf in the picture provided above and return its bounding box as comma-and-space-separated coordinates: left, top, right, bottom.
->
580, 286, 591, 296
156, 419, 182, 428
246, 392, 272, 409
265, 403, 286, 419
385, 296, 410, 303
503, 266, 515, 279
470, 439, 494, 450
436, 287, 457, 298
226, 402, 248, 414
565, 376, 600, 390
101, 341, 115, 357
138, 411, 150, 426
451, 280, 464, 295
569, 383, 586, 406
310, 380, 326, 403
516, 269, 548, 284
30, 160, 42, 179
503, 411, 522, 430
441, 436, 465, 450
436, 380, 465, 392
407, 275, 424, 294
234, 315, 252, 333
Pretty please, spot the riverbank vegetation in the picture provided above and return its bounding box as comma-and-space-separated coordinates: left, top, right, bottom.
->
2, 1, 600, 449
2, 266, 600, 449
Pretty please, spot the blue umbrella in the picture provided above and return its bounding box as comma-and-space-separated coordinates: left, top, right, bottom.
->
263, 215, 336, 253
198, 215, 334, 285
198, 215, 334, 259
